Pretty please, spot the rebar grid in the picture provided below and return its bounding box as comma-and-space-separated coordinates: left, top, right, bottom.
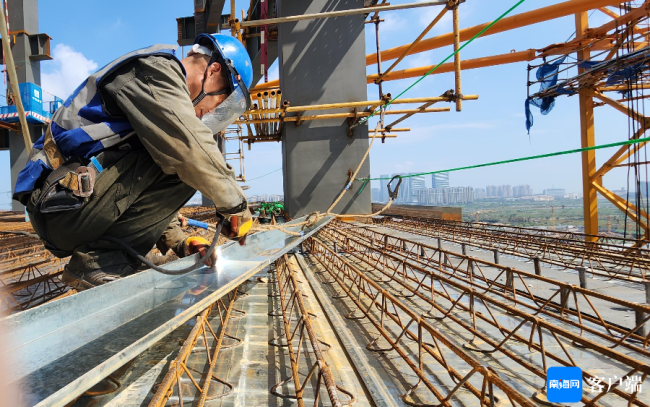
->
271, 254, 354, 407
306, 236, 536, 407
0, 235, 68, 312
376, 216, 650, 283
318, 225, 650, 405
330, 221, 650, 353
149, 287, 244, 407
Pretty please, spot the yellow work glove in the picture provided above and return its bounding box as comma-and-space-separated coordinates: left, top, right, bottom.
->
220, 209, 253, 245
186, 236, 216, 267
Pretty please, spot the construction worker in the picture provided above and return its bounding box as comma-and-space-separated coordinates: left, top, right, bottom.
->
12, 34, 254, 291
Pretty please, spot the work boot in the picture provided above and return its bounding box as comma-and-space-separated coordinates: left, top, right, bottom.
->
61, 264, 138, 291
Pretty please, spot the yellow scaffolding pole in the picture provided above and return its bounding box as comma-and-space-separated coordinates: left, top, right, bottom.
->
576, 11, 598, 242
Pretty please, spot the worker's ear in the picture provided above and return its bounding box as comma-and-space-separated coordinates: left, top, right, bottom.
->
207, 62, 223, 79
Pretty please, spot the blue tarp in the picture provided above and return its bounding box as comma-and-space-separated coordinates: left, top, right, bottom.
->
525, 57, 567, 133
526, 50, 650, 132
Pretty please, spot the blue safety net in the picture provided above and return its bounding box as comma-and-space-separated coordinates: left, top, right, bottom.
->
525, 57, 567, 133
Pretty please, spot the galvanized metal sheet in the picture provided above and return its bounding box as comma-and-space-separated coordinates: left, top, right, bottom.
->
0, 215, 332, 407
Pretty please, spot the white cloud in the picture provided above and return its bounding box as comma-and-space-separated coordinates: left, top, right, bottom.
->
405, 52, 436, 69
417, 4, 453, 34
381, 14, 408, 34
41, 44, 98, 101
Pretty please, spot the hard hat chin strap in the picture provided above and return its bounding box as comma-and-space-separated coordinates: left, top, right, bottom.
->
192, 62, 229, 107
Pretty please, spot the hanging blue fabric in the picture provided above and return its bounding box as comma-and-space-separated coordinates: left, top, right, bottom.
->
525, 56, 567, 133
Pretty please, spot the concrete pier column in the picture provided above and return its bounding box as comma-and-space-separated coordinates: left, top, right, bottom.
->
278, 0, 370, 218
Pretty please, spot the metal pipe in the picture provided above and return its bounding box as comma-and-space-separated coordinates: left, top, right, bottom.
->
269, 91, 277, 135
245, 95, 477, 115
452, 4, 462, 112
263, 91, 270, 135
374, 16, 384, 101
366, 0, 625, 65
227, 0, 449, 28
0, 4, 31, 150
274, 90, 282, 134
256, 92, 264, 135
375, 5, 450, 83
368, 50, 537, 83
235, 107, 451, 125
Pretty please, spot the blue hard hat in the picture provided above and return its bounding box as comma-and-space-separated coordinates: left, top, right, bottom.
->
194, 33, 253, 92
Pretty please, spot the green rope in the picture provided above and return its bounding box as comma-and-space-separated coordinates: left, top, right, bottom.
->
358, 136, 650, 181
357, 179, 369, 195
358, 0, 528, 127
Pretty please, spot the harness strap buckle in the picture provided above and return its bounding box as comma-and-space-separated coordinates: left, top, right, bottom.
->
74, 167, 95, 197
59, 166, 96, 197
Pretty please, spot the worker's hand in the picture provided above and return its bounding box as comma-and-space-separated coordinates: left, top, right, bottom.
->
186, 236, 217, 267
220, 209, 253, 245
178, 213, 188, 228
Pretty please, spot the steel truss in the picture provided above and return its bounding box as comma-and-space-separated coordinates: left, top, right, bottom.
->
0, 231, 68, 312
376, 216, 650, 283
271, 255, 354, 407
306, 236, 535, 407
149, 286, 245, 407
312, 223, 650, 405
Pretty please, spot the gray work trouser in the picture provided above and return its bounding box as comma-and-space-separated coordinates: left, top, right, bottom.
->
27, 149, 196, 272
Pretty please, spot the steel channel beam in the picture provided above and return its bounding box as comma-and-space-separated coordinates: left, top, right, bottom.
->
317, 227, 650, 405
307, 237, 536, 406
0, 215, 332, 407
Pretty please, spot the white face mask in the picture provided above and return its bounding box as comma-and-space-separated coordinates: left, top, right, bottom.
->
200, 86, 248, 134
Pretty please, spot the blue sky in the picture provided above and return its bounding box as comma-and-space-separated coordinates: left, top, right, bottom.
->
0, 0, 639, 208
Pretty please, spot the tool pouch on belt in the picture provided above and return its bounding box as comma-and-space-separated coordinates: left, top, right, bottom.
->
37, 162, 96, 213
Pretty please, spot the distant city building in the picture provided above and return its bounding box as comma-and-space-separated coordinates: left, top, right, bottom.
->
418, 187, 474, 205
486, 185, 512, 198
432, 172, 450, 189
513, 185, 533, 197
612, 187, 627, 198
564, 193, 581, 199
474, 188, 487, 200
371, 188, 380, 202
379, 174, 391, 203
248, 194, 283, 203
410, 173, 426, 203
393, 173, 426, 204
520, 195, 555, 202
545, 188, 566, 197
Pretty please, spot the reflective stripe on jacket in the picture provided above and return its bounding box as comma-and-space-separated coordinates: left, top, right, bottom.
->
13, 44, 183, 199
